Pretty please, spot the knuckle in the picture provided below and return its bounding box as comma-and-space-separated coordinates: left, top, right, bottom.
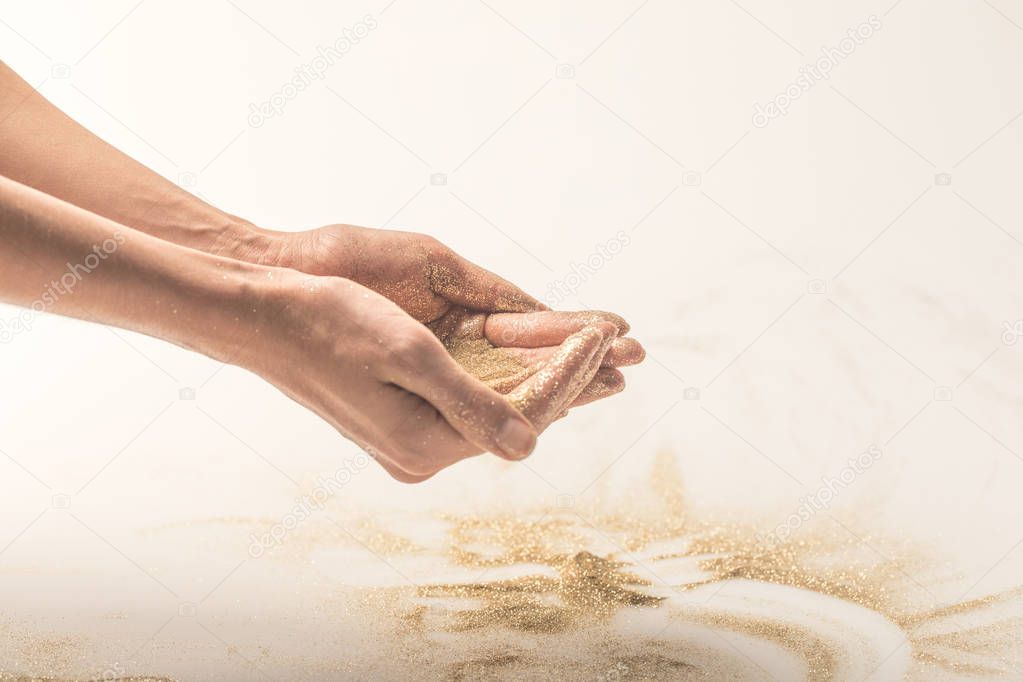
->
389, 428, 466, 479
418, 233, 441, 247
388, 330, 437, 363
419, 233, 447, 253
424, 236, 458, 266
370, 443, 436, 483
444, 386, 490, 425
386, 431, 443, 478
393, 451, 441, 478
388, 468, 434, 484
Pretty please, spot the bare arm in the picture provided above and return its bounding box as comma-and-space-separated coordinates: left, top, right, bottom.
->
0, 59, 643, 408
0, 61, 274, 261
0, 173, 263, 358
0, 174, 617, 481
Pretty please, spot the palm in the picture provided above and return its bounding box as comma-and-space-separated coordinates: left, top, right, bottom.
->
294, 225, 537, 323
291, 225, 643, 413
430, 305, 631, 429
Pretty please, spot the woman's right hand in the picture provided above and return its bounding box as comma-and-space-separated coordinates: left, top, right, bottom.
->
242, 274, 618, 483
0, 175, 618, 485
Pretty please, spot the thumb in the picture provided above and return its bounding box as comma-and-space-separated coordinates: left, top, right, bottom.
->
395, 340, 539, 461
429, 252, 548, 313
507, 323, 615, 431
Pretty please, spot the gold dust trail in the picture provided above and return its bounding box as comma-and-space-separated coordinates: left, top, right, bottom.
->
373, 450, 1023, 680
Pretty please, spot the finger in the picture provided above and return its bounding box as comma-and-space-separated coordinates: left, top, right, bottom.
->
605, 337, 644, 365
546, 376, 623, 423
506, 323, 615, 431
552, 370, 624, 422
382, 329, 620, 473
429, 253, 548, 313
374, 387, 482, 477
554, 326, 618, 414
374, 454, 436, 484
501, 336, 645, 369
485, 310, 629, 348
427, 311, 535, 393
570, 368, 626, 408
391, 335, 539, 461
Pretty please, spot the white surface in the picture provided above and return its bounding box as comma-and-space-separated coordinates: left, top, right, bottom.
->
1, 0, 1022, 680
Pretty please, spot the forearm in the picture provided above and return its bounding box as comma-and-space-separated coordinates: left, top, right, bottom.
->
0, 61, 278, 262
0, 174, 278, 363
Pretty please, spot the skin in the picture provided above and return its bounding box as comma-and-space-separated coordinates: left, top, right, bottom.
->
261, 224, 646, 404
0, 61, 646, 482
0, 60, 644, 384
0, 177, 622, 482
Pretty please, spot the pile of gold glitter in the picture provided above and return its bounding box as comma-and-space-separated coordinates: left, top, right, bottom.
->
358, 450, 1023, 680
23, 450, 1018, 680
442, 337, 529, 392
415, 550, 661, 635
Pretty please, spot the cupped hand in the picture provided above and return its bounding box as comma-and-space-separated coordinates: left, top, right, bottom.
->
265, 224, 645, 404
429, 306, 645, 414
267, 224, 542, 319
248, 274, 619, 483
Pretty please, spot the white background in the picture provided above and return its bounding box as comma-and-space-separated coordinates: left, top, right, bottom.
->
1, 0, 1022, 679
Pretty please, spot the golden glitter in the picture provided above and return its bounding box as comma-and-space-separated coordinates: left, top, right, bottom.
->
0, 678, 173, 682
442, 337, 530, 392
426, 263, 538, 315
347, 518, 422, 556
429, 306, 536, 398
13, 452, 1020, 679
418, 551, 661, 634
430, 306, 612, 430
689, 613, 839, 681
913, 651, 1005, 676
0, 621, 173, 682
368, 450, 1023, 680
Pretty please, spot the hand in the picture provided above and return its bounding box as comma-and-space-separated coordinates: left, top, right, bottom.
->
270, 224, 542, 320
264, 224, 645, 406
243, 273, 619, 483
429, 306, 640, 414
0, 176, 619, 485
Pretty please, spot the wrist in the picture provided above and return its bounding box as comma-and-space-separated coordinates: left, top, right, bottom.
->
177, 254, 308, 366
241, 224, 357, 276
142, 188, 286, 267
113, 227, 304, 368
203, 215, 286, 266
0, 175, 301, 370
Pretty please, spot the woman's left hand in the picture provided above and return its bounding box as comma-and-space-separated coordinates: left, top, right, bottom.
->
261, 224, 645, 410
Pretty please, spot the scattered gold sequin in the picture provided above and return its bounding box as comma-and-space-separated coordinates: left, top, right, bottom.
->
418, 551, 661, 634
442, 337, 529, 392
6, 453, 1021, 680
375, 450, 1023, 680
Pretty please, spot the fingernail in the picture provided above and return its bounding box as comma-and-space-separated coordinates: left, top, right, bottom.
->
602, 370, 626, 392
497, 418, 537, 460
595, 321, 619, 339
631, 341, 646, 363
589, 312, 629, 335
609, 315, 630, 336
